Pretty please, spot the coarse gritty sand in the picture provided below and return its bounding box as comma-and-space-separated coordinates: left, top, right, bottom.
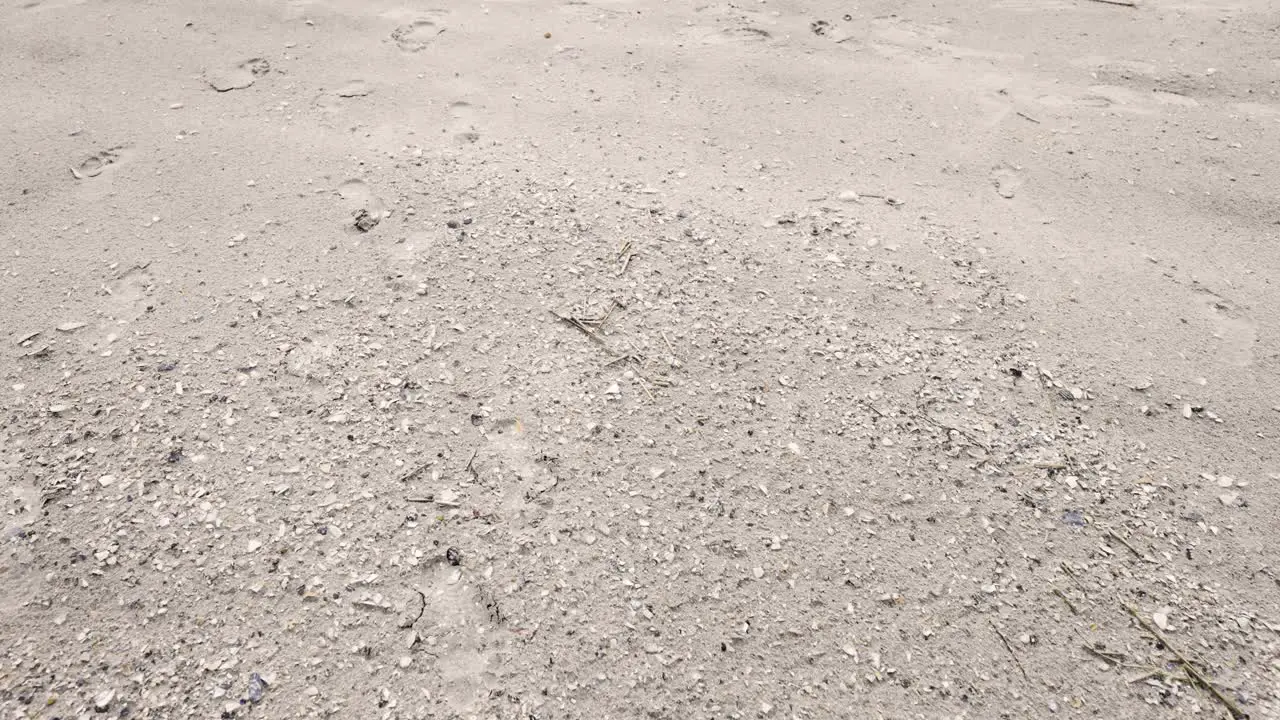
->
2, 0, 1278, 718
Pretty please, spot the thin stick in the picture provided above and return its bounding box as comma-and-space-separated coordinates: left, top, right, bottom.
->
1016, 111, 1041, 124
1123, 604, 1247, 719
616, 240, 635, 277
1085, 0, 1136, 5
660, 331, 682, 367
1107, 529, 1158, 564
989, 620, 1029, 681
396, 461, 432, 484
1081, 644, 1125, 665
1061, 562, 1090, 595
636, 371, 670, 388
916, 409, 992, 453
857, 401, 888, 420
549, 310, 611, 348
1124, 668, 1163, 682
1054, 588, 1080, 615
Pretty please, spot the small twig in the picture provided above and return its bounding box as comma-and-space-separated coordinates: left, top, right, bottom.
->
1016, 111, 1042, 124
1033, 461, 1068, 470
405, 496, 435, 504
1123, 604, 1248, 719
602, 354, 641, 367
1126, 668, 1187, 684
861, 397, 1000, 465
1081, 644, 1126, 665
1084, 0, 1137, 5
465, 449, 479, 479
615, 240, 635, 277
549, 310, 611, 348
396, 461, 432, 484
1054, 588, 1080, 615
602, 298, 625, 325
989, 620, 1030, 682
1061, 562, 1090, 595
659, 331, 682, 367
857, 401, 889, 420
637, 371, 671, 388
1106, 529, 1158, 564
916, 409, 992, 453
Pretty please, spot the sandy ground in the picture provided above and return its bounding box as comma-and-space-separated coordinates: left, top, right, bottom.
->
2, 0, 1279, 718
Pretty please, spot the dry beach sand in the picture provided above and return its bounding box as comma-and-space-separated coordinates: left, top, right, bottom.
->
2, 0, 1279, 718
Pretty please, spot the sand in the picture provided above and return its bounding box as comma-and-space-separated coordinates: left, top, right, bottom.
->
2, 0, 1278, 718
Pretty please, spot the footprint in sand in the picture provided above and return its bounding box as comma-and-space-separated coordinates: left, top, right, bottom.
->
1037, 92, 1113, 110
391, 20, 444, 52
285, 334, 340, 381
991, 0, 1074, 10
412, 560, 506, 716
205, 58, 270, 92
446, 101, 480, 145
83, 266, 154, 352
1195, 290, 1257, 367
334, 79, 371, 98
312, 93, 342, 116
0, 457, 44, 615
314, 81, 371, 116
990, 165, 1022, 199
19, 0, 86, 10
70, 146, 128, 180
337, 178, 388, 232
680, 25, 773, 46
867, 17, 948, 57
547, 44, 584, 67
337, 178, 382, 209
101, 266, 154, 321
864, 17, 1007, 61
477, 417, 560, 523
392, 230, 435, 264
1, 457, 40, 541
723, 26, 773, 42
